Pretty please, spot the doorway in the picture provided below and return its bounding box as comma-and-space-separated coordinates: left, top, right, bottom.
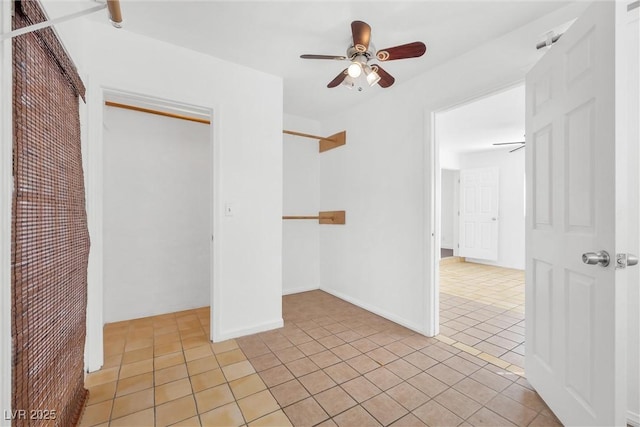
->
102, 95, 212, 324
84, 90, 216, 372
435, 84, 526, 370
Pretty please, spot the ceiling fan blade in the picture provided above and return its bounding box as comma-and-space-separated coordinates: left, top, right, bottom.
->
493, 141, 526, 146
510, 145, 526, 153
301, 54, 347, 60
371, 64, 395, 88
327, 69, 348, 88
376, 41, 427, 61
351, 20, 371, 53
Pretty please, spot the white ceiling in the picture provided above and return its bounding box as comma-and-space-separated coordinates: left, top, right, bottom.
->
437, 84, 525, 154
79, 0, 572, 120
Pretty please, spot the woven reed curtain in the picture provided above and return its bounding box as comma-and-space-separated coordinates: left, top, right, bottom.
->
11, 1, 89, 425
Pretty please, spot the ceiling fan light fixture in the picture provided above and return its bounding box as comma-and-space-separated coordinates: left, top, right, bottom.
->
364, 65, 381, 86
341, 75, 355, 89
347, 62, 362, 78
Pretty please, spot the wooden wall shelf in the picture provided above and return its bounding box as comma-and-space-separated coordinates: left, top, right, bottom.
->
282, 210, 346, 225
283, 130, 346, 153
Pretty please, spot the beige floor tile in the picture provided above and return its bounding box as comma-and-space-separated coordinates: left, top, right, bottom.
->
111, 388, 154, 419
216, 349, 247, 366
156, 395, 198, 427
155, 332, 181, 346
169, 415, 202, 426
187, 355, 219, 376
156, 364, 189, 386
110, 408, 154, 427
386, 382, 430, 411
184, 344, 214, 362
199, 402, 245, 427
155, 352, 186, 370
452, 377, 498, 405
125, 337, 153, 352
298, 370, 337, 395
340, 376, 382, 403
237, 389, 279, 422
363, 367, 402, 391
156, 378, 194, 405
324, 362, 360, 385
191, 368, 226, 393
332, 405, 380, 427
85, 367, 119, 388
182, 335, 210, 350
116, 372, 154, 397
86, 381, 117, 405
269, 379, 310, 407
119, 359, 154, 380
122, 346, 154, 365
466, 407, 516, 426
284, 357, 320, 377
407, 372, 448, 398
248, 410, 292, 427
102, 354, 123, 369
229, 373, 267, 400
283, 397, 330, 427
88, 293, 560, 427
434, 388, 482, 420
314, 386, 357, 417
211, 339, 239, 354
412, 400, 463, 427
222, 360, 256, 382
309, 350, 342, 369
195, 384, 235, 414
78, 400, 112, 427
485, 393, 538, 426
156, 342, 184, 356
362, 393, 408, 426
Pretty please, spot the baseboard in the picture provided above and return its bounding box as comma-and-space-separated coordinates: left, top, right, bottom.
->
282, 285, 320, 296
320, 287, 427, 335
214, 318, 283, 342
628, 410, 640, 427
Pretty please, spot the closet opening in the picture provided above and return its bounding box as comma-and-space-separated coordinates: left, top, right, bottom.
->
101, 92, 213, 338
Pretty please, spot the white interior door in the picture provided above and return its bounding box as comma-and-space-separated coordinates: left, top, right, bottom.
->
458, 167, 499, 260
525, 2, 625, 425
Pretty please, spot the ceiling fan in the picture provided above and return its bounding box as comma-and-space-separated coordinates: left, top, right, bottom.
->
493, 141, 526, 152
300, 20, 426, 90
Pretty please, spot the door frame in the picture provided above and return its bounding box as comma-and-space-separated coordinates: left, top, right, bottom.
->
425, 81, 524, 337
84, 88, 219, 372
0, 0, 13, 417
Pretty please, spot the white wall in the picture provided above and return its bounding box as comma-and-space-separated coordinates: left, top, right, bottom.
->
41, 9, 284, 369
440, 169, 456, 250
282, 114, 321, 295
458, 149, 525, 270
103, 107, 210, 322
318, 3, 588, 334
86, 24, 283, 347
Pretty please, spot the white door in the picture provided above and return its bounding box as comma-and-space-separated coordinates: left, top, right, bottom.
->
458, 167, 499, 261
525, 2, 625, 425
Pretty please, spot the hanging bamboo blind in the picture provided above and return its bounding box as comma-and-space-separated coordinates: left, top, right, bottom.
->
12, 1, 89, 425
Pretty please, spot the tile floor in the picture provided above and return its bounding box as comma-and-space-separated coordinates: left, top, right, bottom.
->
439, 259, 525, 372
80, 289, 559, 427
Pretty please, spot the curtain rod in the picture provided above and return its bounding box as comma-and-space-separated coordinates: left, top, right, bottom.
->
1, 4, 108, 40
106, 0, 123, 28
104, 101, 211, 125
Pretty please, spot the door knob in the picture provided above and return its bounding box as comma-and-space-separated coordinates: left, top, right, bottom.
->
582, 251, 610, 267
616, 253, 639, 268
